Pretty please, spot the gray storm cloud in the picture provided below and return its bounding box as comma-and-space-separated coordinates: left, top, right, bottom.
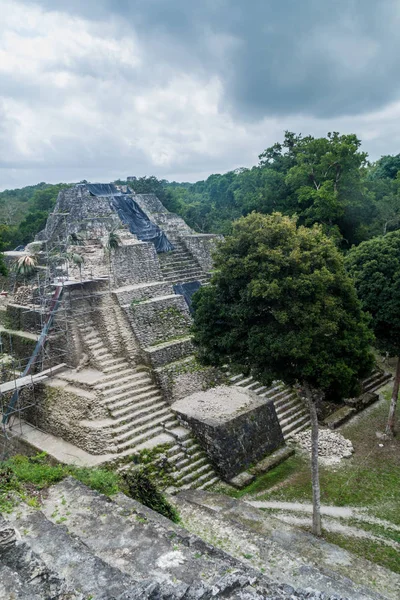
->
1, 0, 400, 189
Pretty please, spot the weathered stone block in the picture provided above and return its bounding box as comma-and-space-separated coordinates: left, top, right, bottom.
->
155, 357, 227, 404
127, 294, 191, 347
324, 406, 355, 429
173, 386, 284, 480
111, 242, 162, 287
181, 234, 222, 272
5, 303, 42, 333
113, 281, 173, 306
22, 380, 112, 455
144, 337, 194, 368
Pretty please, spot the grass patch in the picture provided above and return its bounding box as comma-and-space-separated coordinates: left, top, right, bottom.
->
324, 531, 400, 575
233, 454, 305, 498
0, 452, 178, 523
0, 452, 122, 513
242, 389, 400, 573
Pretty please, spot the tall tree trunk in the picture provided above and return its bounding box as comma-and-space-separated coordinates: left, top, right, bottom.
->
386, 356, 400, 436
304, 384, 322, 536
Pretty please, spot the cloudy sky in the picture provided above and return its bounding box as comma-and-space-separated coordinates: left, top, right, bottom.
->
1, 0, 400, 190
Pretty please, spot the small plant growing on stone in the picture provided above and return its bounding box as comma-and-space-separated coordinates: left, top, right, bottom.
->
123, 466, 180, 523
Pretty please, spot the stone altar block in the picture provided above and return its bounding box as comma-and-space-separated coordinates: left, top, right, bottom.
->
173, 385, 284, 480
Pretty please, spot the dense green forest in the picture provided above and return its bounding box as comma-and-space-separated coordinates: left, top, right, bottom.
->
1, 132, 400, 254
0, 183, 68, 250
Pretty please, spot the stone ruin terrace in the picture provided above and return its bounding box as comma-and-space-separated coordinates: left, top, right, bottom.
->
0, 183, 391, 490
0, 183, 398, 600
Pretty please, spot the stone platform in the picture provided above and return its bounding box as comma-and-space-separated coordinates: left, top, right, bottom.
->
173, 385, 284, 480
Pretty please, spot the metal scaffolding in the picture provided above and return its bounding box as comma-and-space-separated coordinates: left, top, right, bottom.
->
0, 211, 113, 459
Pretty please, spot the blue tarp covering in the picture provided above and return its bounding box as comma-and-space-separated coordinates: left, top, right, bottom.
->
87, 183, 173, 253
173, 281, 202, 313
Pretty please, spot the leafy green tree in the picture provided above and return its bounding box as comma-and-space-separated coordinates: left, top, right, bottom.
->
346, 231, 400, 435
17, 210, 48, 245
192, 212, 374, 535
370, 153, 400, 180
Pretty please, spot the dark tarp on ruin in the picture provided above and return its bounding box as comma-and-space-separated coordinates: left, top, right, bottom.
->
173, 281, 202, 313
87, 183, 173, 253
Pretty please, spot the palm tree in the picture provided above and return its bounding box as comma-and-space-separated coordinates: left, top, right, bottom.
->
106, 230, 122, 252
104, 229, 121, 287
14, 254, 37, 277
13, 254, 38, 293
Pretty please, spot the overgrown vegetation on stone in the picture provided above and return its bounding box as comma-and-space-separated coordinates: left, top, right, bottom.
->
123, 466, 180, 523
0, 453, 122, 513
0, 452, 180, 524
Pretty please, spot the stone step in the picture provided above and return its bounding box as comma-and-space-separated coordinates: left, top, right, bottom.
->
85, 340, 104, 351
235, 375, 253, 387
175, 450, 203, 469
363, 373, 391, 393
229, 373, 246, 383
110, 399, 167, 425
273, 394, 300, 412
101, 356, 128, 367
163, 274, 205, 284
103, 361, 132, 373
283, 414, 310, 437
98, 367, 133, 382
100, 375, 154, 398
275, 397, 305, 419
95, 371, 149, 391
240, 379, 264, 392
180, 437, 197, 450
175, 463, 213, 486
166, 443, 183, 458
109, 393, 164, 416
113, 411, 175, 444
3, 504, 132, 599
111, 406, 172, 435
265, 386, 291, 402
173, 456, 209, 480
91, 348, 113, 359
161, 261, 201, 272
161, 264, 203, 274
279, 407, 309, 429
197, 475, 220, 490
179, 468, 217, 490
104, 384, 159, 407
116, 425, 166, 451
161, 264, 204, 275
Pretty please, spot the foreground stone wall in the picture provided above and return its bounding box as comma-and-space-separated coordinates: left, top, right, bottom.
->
173, 386, 285, 480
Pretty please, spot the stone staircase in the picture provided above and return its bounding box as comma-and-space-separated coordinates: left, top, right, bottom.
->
158, 236, 209, 284
171, 489, 399, 600
362, 368, 392, 393
0, 477, 362, 600
229, 373, 310, 440
78, 320, 219, 491
165, 429, 220, 492
229, 368, 392, 441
